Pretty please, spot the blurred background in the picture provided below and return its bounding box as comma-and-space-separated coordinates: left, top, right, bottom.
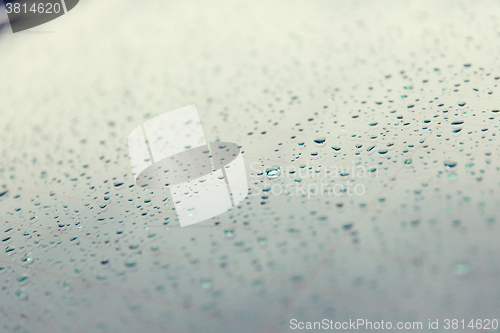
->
0, 0, 499, 332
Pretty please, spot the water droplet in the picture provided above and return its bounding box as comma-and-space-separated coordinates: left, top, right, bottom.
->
454, 263, 470, 276
15, 289, 28, 300
366, 145, 376, 152
313, 137, 326, 146
124, 260, 137, 268
16, 275, 29, 283
200, 279, 213, 289
444, 160, 457, 169
265, 166, 281, 179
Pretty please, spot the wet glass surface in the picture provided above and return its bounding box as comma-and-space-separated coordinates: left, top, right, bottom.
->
0, 1, 499, 332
